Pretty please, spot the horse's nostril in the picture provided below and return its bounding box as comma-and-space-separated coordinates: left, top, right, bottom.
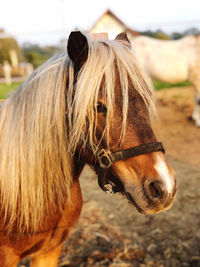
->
149, 181, 163, 198
144, 180, 164, 201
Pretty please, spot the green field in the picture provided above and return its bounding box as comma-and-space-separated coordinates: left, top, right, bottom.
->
152, 79, 192, 90
0, 82, 21, 99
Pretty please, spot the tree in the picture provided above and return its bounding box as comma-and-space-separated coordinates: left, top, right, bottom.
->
0, 32, 23, 64
153, 30, 170, 40
141, 29, 170, 40
22, 43, 60, 68
170, 32, 184, 40
183, 27, 200, 36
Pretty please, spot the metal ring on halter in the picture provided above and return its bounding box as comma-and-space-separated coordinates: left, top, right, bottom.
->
97, 149, 113, 169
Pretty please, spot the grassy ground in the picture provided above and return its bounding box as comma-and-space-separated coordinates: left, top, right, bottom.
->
153, 79, 192, 90
0, 82, 21, 99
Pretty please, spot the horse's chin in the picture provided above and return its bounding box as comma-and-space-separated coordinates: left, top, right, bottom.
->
124, 191, 145, 213
124, 190, 174, 214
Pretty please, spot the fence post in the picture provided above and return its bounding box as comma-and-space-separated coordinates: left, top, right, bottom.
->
3, 61, 12, 85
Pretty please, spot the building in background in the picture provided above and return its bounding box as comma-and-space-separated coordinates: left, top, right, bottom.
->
89, 9, 140, 40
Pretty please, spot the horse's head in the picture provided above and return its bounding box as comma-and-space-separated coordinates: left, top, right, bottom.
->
67, 31, 176, 214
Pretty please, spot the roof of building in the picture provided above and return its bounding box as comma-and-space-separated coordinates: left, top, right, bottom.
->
89, 9, 140, 36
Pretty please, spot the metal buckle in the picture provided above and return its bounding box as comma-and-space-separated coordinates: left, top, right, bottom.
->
97, 149, 113, 169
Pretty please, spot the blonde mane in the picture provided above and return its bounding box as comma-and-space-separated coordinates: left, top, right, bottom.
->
0, 34, 155, 233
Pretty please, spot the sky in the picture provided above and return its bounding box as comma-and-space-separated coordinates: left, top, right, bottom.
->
1, 0, 200, 46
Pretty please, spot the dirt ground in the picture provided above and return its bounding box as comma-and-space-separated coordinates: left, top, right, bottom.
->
153, 86, 200, 168
20, 86, 200, 267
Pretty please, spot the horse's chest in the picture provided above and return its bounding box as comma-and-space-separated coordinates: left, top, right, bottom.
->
0, 179, 83, 260
26, 226, 70, 258
22, 179, 83, 258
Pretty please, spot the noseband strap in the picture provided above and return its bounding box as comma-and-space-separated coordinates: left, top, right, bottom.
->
96, 142, 165, 193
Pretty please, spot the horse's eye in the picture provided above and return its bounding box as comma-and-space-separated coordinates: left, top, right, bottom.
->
97, 102, 107, 114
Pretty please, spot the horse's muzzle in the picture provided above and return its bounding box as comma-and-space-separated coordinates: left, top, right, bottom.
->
124, 177, 177, 214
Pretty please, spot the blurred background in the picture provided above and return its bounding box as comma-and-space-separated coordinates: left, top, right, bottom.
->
0, 0, 200, 94
1, 1, 200, 267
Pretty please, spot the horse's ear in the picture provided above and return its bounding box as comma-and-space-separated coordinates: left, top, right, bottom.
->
115, 32, 131, 48
67, 31, 89, 71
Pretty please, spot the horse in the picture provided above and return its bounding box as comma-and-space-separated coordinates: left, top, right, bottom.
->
132, 35, 200, 126
0, 31, 176, 266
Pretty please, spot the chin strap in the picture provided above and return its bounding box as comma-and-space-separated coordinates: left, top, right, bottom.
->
96, 142, 165, 193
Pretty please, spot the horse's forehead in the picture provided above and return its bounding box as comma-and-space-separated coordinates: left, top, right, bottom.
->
99, 60, 147, 110
114, 72, 143, 103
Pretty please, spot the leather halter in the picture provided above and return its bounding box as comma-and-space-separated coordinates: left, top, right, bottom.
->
95, 142, 165, 193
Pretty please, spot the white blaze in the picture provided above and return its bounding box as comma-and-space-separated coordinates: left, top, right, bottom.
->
154, 155, 174, 193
